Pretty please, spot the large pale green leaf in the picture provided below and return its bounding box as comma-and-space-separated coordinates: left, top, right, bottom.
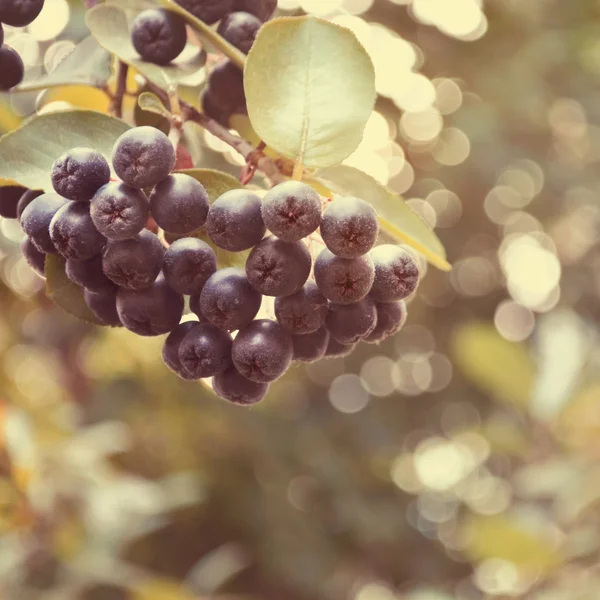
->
0, 110, 129, 191
244, 16, 376, 169
176, 168, 248, 268
158, 0, 246, 69
45, 255, 102, 325
86, 4, 206, 90
315, 165, 451, 271
13, 36, 111, 93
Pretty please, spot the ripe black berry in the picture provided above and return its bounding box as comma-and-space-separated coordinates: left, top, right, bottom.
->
163, 237, 216, 295
364, 300, 407, 344
179, 323, 233, 378
261, 181, 322, 242
246, 236, 311, 297
314, 248, 374, 304
175, 0, 233, 24
0, 185, 26, 219
90, 182, 149, 240
66, 255, 116, 293
131, 8, 187, 66
206, 60, 245, 114
320, 196, 379, 258
162, 321, 200, 380
201, 90, 230, 127
326, 297, 377, 344
84, 288, 122, 327
21, 193, 69, 254
232, 319, 293, 382
292, 326, 329, 363
369, 244, 420, 302
21, 237, 45, 277
217, 11, 261, 54
0, 23, 3, 46
149, 173, 209, 234
0, 0, 44, 26
49, 202, 106, 261
199, 267, 261, 331
116, 274, 184, 336
0, 46, 24, 91
234, 0, 277, 21
212, 365, 269, 405
206, 189, 265, 251
325, 337, 356, 358
102, 230, 164, 290
274, 281, 328, 334
51, 148, 111, 202
111, 126, 175, 189
16, 190, 43, 221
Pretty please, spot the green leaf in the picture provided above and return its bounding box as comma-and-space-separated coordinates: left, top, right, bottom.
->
176, 168, 248, 268
12, 36, 111, 93
134, 91, 170, 134
314, 165, 451, 271
45, 255, 102, 325
86, 4, 206, 90
158, 0, 246, 69
244, 16, 376, 169
138, 92, 172, 119
0, 110, 129, 191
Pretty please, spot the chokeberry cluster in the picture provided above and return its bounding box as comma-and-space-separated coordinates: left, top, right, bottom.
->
0, 0, 45, 90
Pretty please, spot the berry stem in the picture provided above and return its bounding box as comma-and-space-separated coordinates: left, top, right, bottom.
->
292, 161, 304, 181
110, 61, 128, 119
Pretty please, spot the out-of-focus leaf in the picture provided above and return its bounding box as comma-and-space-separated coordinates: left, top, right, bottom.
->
86, 4, 206, 90
13, 36, 111, 93
245, 17, 375, 169
39, 85, 111, 112
45, 255, 103, 325
0, 110, 129, 191
460, 514, 563, 574
452, 322, 534, 408
133, 578, 197, 600
557, 383, 600, 458
315, 165, 451, 271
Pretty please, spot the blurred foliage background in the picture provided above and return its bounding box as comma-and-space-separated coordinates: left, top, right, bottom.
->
1, 0, 600, 598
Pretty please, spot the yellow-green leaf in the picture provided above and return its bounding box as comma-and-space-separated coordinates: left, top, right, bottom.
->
138, 92, 172, 119
244, 16, 375, 169
315, 165, 450, 271
86, 4, 206, 90
452, 322, 535, 409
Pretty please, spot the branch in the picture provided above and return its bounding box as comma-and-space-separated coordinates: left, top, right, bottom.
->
110, 61, 128, 119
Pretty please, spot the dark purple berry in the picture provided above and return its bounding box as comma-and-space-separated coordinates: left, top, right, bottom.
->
16, 190, 43, 221
149, 173, 209, 234
314, 248, 374, 304
212, 365, 269, 405
111, 126, 175, 189
206, 189, 265, 251
131, 8, 187, 66
0, 46, 24, 91
261, 180, 321, 242
0, 23, 3, 46
0, 185, 26, 219
84, 288, 122, 327
102, 230, 164, 290
162, 321, 201, 380
21, 237, 45, 277
0, 0, 44, 26
364, 300, 407, 344
66, 255, 116, 293
175, 0, 233, 24
201, 90, 230, 127
292, 326, 329, 363
245, 236, 311, 297
90, 182, 149, 240
20, 193, 69, 254
178, 323, 233, 378
274, 280, 327, 334
320, 196, 379, 258
325, 337, 356, 358
234, 0, 276, 21
216, 11, 261, 54
369, 244, 420, 302
49, 202, 106, 261
163, 237, 216, 295
51, 148, 111, 202
117, 274, 184, 336
206, 60, 245, 113
326, 297, 377, 344
199, 267, 261, 331
232, 319, 293, 382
